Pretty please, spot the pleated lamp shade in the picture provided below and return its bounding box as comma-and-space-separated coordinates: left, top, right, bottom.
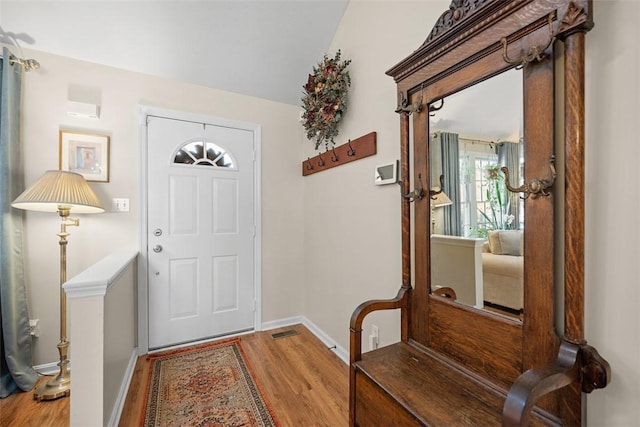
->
430, 190, 453, 208
12, 170, 105, 214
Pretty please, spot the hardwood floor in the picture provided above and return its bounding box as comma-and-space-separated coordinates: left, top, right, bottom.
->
0, 377, 69, 427
0, 324, 348, 426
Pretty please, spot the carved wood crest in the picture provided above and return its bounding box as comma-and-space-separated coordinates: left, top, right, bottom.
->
422, 0, 492, 45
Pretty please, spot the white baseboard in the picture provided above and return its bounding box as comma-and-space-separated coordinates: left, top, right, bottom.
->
261, 316, 348, 365
37, 348, 139, 427
260, 316, 305, 331
300, 317, 349, 364
108, 348, 138, 427
33, 361, 62, 376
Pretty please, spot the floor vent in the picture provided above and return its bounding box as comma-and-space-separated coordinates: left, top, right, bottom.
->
271, 329, 299, 339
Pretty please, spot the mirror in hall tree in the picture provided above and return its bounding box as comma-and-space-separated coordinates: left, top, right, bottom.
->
429, 68, 526, 318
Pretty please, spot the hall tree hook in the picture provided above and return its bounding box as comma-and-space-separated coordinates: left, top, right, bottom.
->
501, 11, 556, 69
399, 173, 424, 202
429, 99, 444, 116
395, 83, 424, 115
317, 150, 326, 167
429, 175, 445, 198
306, 157, 314, 171
502, 155, 557, 199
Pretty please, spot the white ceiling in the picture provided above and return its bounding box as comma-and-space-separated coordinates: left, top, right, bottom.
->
0, 0, 349, 105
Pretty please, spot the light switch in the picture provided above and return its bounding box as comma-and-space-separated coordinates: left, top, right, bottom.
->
112, 198, 130, 212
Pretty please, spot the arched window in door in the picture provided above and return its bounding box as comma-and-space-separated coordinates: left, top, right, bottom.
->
173, 140, 236, 168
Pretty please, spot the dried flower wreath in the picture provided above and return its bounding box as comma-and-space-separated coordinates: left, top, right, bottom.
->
301, 50, 351, 150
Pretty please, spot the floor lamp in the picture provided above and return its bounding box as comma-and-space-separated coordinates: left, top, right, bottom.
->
12, 170, 104, 401
430, 190, 452, 235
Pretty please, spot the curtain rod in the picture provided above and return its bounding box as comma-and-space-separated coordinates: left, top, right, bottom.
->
433, 131, 494, 145
459, 136, 494, 145
0, 53, 40, 71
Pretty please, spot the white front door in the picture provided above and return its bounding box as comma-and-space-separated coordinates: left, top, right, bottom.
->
146, 115, 256, 349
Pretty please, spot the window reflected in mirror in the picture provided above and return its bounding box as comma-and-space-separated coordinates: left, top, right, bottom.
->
429, 69, 525, 320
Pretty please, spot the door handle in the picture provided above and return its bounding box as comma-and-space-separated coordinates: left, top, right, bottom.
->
152, 245, 163, 253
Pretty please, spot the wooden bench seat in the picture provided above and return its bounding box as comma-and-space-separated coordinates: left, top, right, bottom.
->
354, 342, 558, 426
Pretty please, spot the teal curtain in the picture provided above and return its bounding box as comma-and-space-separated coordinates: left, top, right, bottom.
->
0, 47, 38, 398
497, 141, 522, 229
440, 132, 461, 236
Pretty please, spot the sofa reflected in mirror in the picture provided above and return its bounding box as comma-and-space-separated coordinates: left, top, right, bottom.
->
482, 230, 523, 314
431, 229, 523, 317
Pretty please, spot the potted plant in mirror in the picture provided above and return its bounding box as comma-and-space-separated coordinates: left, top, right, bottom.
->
473, 164, 515, 238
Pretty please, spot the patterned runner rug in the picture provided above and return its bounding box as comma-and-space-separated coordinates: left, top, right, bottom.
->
142, 338, 278, 426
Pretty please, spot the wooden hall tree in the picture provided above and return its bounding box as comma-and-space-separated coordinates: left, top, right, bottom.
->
349, 1, 611, 425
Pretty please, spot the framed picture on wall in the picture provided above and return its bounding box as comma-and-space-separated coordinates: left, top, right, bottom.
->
59, 130, 110, 182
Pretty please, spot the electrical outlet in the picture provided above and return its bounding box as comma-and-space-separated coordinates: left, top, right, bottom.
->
29, 319, 40, 338
368, 335, 377, 351
369, 324, 379, 350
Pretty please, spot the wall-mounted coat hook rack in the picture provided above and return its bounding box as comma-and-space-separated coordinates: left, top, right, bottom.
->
302, 132, 377, 176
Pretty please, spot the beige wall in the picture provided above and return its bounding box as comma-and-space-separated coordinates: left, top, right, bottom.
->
583, 1, 640, 424
14, 47, 305, 367
301, 0, 447, 356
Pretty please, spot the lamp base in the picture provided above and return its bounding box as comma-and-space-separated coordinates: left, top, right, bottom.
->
34, 371, 70, 401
